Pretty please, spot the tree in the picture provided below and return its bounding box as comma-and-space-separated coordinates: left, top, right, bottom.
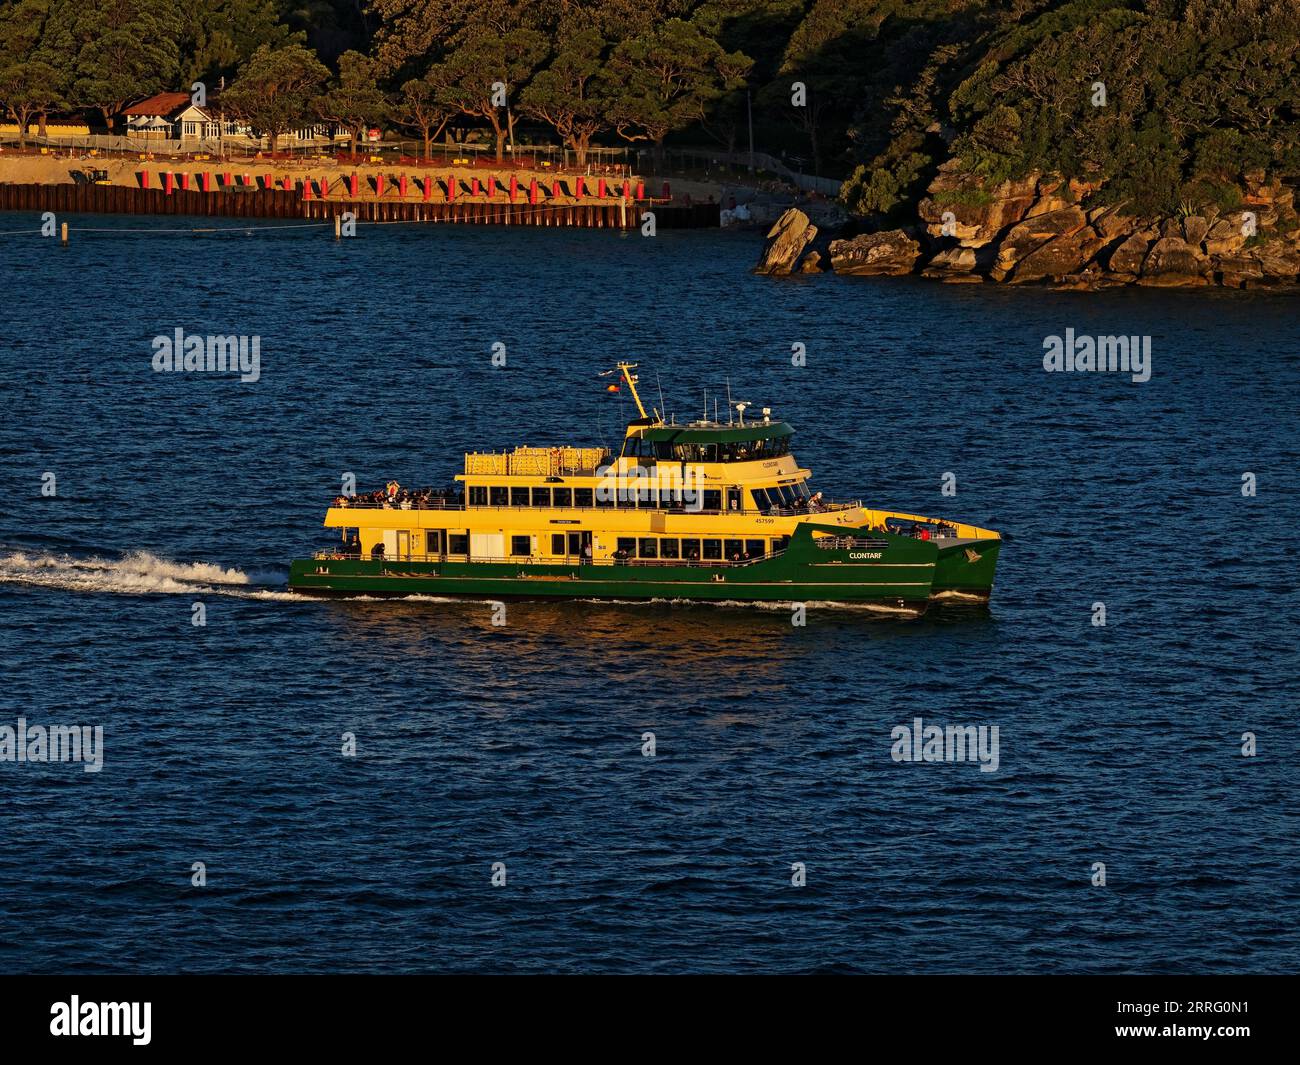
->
438, 27, 548, 162
224, 42, 329, 154
316, 50, 389, 155
607, 19, 751, 165
0, 61, 64, 148
177, 0, 297, 86
396, 73, 455, 159
520, 28, 611, 168
51, 1, 183, 132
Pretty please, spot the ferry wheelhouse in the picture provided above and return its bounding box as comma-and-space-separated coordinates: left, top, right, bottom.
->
288, 364, 1001, 609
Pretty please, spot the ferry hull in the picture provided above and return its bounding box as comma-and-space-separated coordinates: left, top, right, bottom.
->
288, 558, 935, 605
932, 539, 1001, 601
287, 525, 961, 608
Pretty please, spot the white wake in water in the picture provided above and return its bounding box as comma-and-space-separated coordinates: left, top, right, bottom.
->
0, 550, 304, 600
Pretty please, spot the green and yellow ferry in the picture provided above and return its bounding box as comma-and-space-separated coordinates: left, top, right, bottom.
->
288, 364, 1001, 610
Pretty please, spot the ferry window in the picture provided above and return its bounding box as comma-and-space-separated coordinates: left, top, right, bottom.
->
746, 539, 765, 558
703, 489, 721, 511
551, 534, 566, 555
448, 534, 468, 555
553, 487, 572, 507
617, 537, 636, 556
660, 538, 680, 559
638, 538, 658, 559
622, 437, 643, 458
575, 487, 593, 507
567, 533, 582, 554
750, 487, 770, 510
489, 486, 508, 506
511, 535, 531, 556
778, 485, 797, 505
511, 487, 530, 507
531, 487, 551, 507
773, 536, 790, 552
725, 539, 743, 560
427, 531, 442, 554
469, 486, 487, 506
681, 538, 701, 560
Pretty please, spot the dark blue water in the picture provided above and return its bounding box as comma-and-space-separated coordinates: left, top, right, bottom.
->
1, 215, 1297, 973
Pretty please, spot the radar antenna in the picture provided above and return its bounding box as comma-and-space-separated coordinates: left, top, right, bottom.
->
600, 362, 657, 423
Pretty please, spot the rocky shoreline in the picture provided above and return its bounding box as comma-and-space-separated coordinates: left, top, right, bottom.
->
757, 165, 1300, 290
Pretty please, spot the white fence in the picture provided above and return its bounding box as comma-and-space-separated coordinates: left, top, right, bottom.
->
3, 132, 347, 157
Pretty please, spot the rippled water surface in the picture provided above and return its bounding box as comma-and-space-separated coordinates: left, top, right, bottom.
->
0, 215, 1297, 973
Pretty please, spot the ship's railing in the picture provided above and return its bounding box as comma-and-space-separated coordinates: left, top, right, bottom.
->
763, 500, 861, 516
310, 549, 786, 567
816, 536, 891, 551
329, 498, 863, 515
881, 519, 964, 540
332, 498, 465, 511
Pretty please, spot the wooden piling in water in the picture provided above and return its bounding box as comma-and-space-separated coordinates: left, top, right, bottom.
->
0, 182, 719, 230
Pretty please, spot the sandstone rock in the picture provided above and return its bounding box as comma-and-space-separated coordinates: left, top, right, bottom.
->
927, 246, 976, 272
1139, 236, 1208, 286
828, 230, 921, 275
798, 251, 823, 273
1182, 215, 1210, 248
941, 273, 984, 283
1011, 226, 1105, 283
995, 206, 1087, 273
1106, 232, 1151, 274
918, 169, 1038, 247
1068, 177, 1101, 202
1204, 217, 1248, 257
1217, 257, 1264, 288
1027, 176, 1070, 217
1252, 240, 1300, 280
755, 208, 817, 275
1094, 209, 1138, 241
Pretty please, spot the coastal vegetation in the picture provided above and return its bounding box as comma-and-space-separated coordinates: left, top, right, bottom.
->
0, 1, 1294, 223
